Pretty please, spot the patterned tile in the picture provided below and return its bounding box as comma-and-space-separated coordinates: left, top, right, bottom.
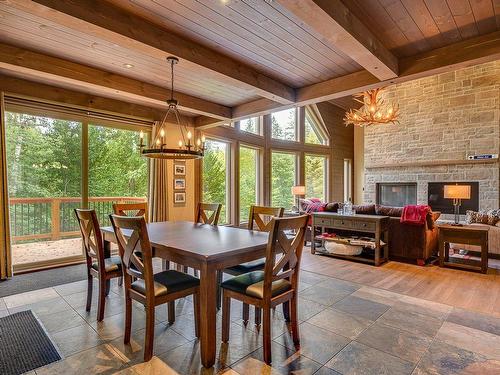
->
356, 322, 432, 364
413, 340, 500, 375
51, 323, 104, 357
274, 322, 350, 365
436, 321, 500, 360
326, 341, 414, 375
378, 307, 443, 338
308, 307, 373, 340
300, 286, 354, 306
332, 295, 390, 321
447, 307, 500, 336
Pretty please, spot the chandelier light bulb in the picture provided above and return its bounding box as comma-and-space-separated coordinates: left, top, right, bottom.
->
196, 139, 201, 146
178, 140, 183, 147
187, 131, 192, 140
156, 138, 161, 146
201, 135, 206, 143
139, 130, 144, 139
160, 128, 165, 137
343, 87, 399, 127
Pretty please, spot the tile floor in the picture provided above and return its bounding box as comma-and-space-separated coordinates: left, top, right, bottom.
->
1, 262, 500, 374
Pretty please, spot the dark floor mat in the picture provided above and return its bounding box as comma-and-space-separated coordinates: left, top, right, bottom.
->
0, 264, 87, 298
0, 310, 61, 374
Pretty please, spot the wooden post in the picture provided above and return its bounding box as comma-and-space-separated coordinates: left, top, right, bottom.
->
51, 199, 61, 240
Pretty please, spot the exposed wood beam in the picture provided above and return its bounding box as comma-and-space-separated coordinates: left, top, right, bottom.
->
0, 43, 231, 120
0, 74, 180, 123
26, 0, 295, 104
275, 0, 398, 80
233, 30, 500, 118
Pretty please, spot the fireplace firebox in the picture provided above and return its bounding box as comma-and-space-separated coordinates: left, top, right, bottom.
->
376, 182, 417, 207
428, 182, 479, 214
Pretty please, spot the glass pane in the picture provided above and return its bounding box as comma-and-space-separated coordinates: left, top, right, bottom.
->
271, 108, 296, 141
239, 146, 258, 223
240, 117, 259, 134
203, 139, 229, 224
5, 111, 83, 266
271, 152, 296, 208
88, 125, 148, 227
305, 155, 326, 201
305, 115, 322, 145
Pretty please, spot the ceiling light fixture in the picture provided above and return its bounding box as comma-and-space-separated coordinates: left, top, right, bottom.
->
344, 87, 399, 127
139, 57, 205, 159
123, 63, 134, 69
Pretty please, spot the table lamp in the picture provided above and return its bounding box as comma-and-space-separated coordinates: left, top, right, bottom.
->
444, 184, 471, 226
291, 185, 306, 212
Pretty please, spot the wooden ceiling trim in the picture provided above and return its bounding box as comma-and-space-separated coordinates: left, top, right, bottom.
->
275, 0, 399, 80
0, 43, 231, 119
234, 0, 360, 72
233, 29, 500, 118
0, 74, 177, 123
0, 5, 257, 105
26, 0, 296, 104
164, 0, 336, 82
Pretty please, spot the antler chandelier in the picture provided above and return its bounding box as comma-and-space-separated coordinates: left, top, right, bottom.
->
139, 56, 205, 159
344, 87, 399, 127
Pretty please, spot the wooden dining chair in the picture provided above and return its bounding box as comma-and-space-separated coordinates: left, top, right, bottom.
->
110, 214, 200, 362
219, 205, 284, 323
112, 202, 148, 222
221, 215, 309, 364
74, 209, 123, 322
196, 202, 222, 225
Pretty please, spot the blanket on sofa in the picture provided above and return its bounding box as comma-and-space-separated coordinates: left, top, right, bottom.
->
400, 205, 430, 225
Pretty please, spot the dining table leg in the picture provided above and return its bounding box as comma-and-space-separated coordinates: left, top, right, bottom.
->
199, 263, 217, 368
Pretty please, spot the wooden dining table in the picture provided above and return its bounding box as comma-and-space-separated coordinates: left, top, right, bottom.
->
101, 221, 269, 368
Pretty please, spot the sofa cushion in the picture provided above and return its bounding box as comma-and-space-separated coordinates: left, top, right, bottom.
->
375, 205, 403, 217
324, 202, 339, 212
466, 210, 500, 226
352, 204, 376, 215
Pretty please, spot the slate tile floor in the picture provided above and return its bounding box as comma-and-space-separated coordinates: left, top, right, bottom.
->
1, 268, 500, 374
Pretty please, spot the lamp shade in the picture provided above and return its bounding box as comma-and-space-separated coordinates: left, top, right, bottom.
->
291, 185, 306, 196
444, 185, 471, 200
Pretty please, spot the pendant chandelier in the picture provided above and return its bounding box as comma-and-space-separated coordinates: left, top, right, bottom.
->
139, 56, 205, 159
344, 87, 399, 127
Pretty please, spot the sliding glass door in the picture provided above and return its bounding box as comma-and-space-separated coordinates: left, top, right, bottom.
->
4, 108, 150, 271
5, 111, 83, 269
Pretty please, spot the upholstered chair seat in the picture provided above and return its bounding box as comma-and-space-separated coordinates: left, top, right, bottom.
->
131, 270, 200, 298
92, 255, 122, 273
221, 271, 291, 299
225, 259, 266, 274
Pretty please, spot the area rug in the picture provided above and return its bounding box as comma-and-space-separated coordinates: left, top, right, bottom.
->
0, 310, 61, 374
0, 264, 87, 298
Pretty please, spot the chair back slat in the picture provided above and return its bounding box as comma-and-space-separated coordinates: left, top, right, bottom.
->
248, 205, 284, 232
196, 203, 222, 225
74, 209, 105, 271
262, 215, 309, 300
110, 214, 154, 297
113, 202, 148, 222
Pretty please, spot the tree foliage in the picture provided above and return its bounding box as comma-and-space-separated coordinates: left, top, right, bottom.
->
202, 140, 227, 223
239, 146, 257, 221
271, 152, 295, 208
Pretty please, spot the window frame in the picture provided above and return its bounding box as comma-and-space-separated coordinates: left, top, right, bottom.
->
4, 102, 151, 273
270, 107, 299, 143
238, 143, 263, 225
270, 149, 299, 209
305, 153, 329, 202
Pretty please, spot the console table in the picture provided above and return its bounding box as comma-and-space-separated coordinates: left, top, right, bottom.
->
438, 224, 489, 273
311, 212, 390, 266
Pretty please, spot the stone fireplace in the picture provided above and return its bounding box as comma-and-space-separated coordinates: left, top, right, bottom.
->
361, 60, 500, 219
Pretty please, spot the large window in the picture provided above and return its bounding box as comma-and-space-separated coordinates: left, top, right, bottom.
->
239, 117, 260, 135
202, 139, 229, 224
4, 108, 149, 271
271, 151, 296, 208
305, 107, 328, 145
271, 108, 297, 141
305, 154, 327, 201
89, 125, 148, 226
239, 146, 259, 223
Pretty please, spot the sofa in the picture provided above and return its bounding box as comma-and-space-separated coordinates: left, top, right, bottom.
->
302, 201, 441, 265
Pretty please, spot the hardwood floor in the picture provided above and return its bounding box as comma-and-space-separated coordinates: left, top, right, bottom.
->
301, 250, 500, 318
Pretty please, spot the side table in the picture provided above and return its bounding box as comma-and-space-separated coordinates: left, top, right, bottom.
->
438, 224, 489, 273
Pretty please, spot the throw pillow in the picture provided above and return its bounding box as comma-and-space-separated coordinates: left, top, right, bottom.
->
466, 210, 500, 226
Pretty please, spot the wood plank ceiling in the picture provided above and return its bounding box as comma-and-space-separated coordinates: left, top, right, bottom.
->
0, 0, 499, 124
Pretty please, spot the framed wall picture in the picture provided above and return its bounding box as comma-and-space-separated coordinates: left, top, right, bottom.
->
174, 178, 186, 190
174, 164, 186, 175
174, 192, 186, 204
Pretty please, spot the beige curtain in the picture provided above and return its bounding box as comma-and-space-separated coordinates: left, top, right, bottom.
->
0, 92, 12, 279
148, 122, 169, 222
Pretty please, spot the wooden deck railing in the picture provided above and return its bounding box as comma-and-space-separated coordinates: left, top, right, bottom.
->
9, 196, 147, 243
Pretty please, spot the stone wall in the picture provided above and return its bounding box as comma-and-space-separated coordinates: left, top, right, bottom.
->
364, 60, 500, 213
